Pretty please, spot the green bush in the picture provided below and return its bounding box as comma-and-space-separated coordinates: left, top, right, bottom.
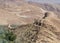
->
4, 30, 16, 41
0, 26, 16, 43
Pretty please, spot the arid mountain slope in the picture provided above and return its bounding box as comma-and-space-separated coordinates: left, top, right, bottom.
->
0, 0, 60, 43
11, 12, 60, 43
1, 11, 60, 43
0, 0, 46, 25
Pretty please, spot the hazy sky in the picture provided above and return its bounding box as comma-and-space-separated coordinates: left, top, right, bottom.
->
26, 0, 60, 3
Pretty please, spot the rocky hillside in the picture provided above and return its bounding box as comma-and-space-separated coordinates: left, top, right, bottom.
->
0, 11, 60, 43
12, 11, 60, 43
0, 0, 60, 43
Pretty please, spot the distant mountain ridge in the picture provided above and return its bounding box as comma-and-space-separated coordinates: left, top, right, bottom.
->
26, 0, 60, 3
27, 1, 60, 18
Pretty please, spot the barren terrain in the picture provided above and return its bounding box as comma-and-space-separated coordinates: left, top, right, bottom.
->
0, 0, 60, 43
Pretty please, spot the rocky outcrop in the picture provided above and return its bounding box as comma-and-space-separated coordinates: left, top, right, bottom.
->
11, 11, 60, 43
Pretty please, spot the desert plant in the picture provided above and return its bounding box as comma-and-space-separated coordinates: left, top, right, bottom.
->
0, 26, 16, 43
4, 30, 16, 41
